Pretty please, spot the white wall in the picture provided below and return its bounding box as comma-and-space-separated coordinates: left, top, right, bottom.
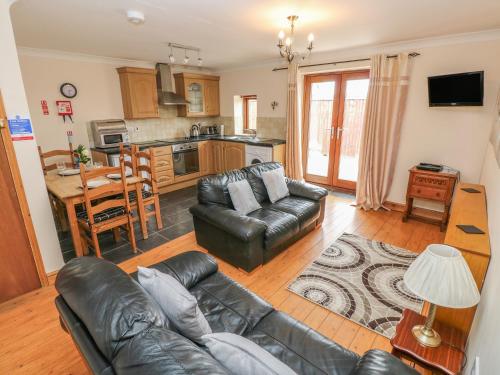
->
219, 65, 287, 118
465, 143, 500, 375
1, 0, 63, 273
17, 53, 135, 151
218, 36, 500, 206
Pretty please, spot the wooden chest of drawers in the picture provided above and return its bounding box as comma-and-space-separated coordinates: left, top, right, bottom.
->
402, 166, 459, 231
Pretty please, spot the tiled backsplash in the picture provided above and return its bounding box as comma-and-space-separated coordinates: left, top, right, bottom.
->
87, 106, 286, 145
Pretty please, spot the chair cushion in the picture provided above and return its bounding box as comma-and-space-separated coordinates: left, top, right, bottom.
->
189, 272, 274, 335
245, 311, 360, 375
76, 206, 126, 224
270, 196, 320, 229
247, 208, 299, 250
128, 189, 153, 202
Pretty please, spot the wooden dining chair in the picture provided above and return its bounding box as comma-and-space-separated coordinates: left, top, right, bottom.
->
130, 146, 163, 239
119, 143, 137, 176
38, 143, 76, 232
76, 158, 136, 258
38, 143, 75, 175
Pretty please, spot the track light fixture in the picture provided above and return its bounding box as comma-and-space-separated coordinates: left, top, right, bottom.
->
166, 43, 202, 67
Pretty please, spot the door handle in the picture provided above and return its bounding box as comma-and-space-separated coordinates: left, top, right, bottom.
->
336, 128, 343, 140
326, 127, 336, 140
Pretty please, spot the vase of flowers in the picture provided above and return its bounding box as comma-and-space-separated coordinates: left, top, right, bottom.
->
74, 144, 91, 167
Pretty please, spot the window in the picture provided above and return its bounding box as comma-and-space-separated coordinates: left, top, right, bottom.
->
242, 95, 257, 131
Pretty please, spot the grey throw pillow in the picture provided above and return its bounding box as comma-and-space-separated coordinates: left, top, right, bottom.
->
227, 179, 261, 215
137, 267, 211, 344
202, 332, 297, 375
261, 167, 289, 203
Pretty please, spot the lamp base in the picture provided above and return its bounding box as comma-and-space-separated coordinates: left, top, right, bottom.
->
412, 324, 441, 347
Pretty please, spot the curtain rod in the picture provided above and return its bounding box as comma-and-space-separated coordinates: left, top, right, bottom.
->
272, 52, 420, 72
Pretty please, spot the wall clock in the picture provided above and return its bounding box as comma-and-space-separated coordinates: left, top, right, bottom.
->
60, 83, 77, 98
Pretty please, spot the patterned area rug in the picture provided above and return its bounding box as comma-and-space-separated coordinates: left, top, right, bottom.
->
288, 233, 423, 338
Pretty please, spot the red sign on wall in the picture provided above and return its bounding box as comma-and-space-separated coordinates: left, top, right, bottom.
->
41, 100, 49, 115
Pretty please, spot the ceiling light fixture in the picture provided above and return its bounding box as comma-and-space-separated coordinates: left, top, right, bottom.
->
277, 15, 314, 63
127, 10, 145, 25
167, 43, 202, 67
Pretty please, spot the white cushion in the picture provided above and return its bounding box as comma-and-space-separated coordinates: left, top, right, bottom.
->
227, 179, 261, 215
261, 167, 290, 203
137, 267, 211, 344
202, 332, 297, 375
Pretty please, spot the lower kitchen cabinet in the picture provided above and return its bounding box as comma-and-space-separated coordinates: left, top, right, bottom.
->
198, 141, 213, 176
223, 142, 245, 171
212, 141, 225, 174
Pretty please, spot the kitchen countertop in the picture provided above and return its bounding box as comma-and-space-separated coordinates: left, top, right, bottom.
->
91, 135, 286, 154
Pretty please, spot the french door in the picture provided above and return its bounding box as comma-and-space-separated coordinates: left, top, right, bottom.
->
303, 70, 370, 190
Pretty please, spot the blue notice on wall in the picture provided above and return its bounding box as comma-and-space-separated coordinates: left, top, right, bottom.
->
8, 116, 34, 141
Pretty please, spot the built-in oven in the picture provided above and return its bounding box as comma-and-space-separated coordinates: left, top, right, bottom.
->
172, 142, 199, 176
91, 119, 130, 149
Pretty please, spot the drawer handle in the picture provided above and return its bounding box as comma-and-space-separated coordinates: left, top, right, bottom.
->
417, 189, 421, 194
436, 192, 441, 197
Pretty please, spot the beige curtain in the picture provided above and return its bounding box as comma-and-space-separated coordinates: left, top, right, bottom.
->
355, 53, 411, 210
285, 61, 303, 180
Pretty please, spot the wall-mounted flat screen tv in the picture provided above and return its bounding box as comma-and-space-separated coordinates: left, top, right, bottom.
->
428, 71, 484, 107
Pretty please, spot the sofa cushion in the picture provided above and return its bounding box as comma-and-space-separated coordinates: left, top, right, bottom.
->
55, 257, 169, 362
198, 169, 247, 207
244, 162, 284, 203
261, 167, 290, 203
227, 179, 261, 215
112, 327, 229, 375
271, 196, 320, 229
137, 267, 212, 344
247, 208, 300, 250
202, 332, 297, 375
245, 311, 360, 375
189, 272, 274, 335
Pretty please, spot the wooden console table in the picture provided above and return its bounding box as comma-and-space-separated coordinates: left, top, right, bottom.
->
435, 182, 490, 336
402, 166, 459, 231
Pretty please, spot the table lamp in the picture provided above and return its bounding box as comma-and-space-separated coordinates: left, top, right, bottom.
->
403, 244, 480, 347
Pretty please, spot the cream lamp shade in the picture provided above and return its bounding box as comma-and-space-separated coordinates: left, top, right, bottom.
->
404, 244, 480, 308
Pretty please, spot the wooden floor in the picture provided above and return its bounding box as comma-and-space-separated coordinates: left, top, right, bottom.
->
0, 194, 444, 374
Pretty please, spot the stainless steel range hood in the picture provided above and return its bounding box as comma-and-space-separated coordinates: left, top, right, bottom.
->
156, 63, 189, 105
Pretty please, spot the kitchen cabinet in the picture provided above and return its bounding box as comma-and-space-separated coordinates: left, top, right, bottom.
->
117, 67, 159, 119
151, 146, 174, 187
223, 142, 245, 171
174, 73, 220, 117
212, 141, 225, 174
198, 141, 213, 176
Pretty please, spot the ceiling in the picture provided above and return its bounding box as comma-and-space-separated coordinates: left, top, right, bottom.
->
10, 0, 500, 69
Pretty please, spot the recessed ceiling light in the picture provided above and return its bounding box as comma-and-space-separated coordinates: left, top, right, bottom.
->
127, 10, 145, 25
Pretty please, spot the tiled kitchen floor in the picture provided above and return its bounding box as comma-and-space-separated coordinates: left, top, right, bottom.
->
58, 186, 197, 264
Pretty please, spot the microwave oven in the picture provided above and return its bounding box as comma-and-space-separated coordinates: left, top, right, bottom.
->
91, 119, 130, 149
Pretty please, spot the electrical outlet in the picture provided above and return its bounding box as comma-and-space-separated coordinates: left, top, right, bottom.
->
134, 126, 140, 132
470, 356, 480, 375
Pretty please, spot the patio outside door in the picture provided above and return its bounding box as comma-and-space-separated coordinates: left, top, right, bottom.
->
303, 71, 369, 190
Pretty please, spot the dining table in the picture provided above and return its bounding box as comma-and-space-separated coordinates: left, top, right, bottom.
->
44, 171, 142, 257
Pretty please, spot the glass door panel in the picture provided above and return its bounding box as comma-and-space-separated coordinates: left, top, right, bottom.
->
336, 77, 369, 186
306, 81, 335, 177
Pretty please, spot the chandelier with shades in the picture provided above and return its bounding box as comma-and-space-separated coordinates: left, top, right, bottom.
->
277, 15, 314, 63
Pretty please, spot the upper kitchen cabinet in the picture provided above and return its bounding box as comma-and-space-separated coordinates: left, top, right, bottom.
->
117, 67, 159, 119
174, 73, 220, 117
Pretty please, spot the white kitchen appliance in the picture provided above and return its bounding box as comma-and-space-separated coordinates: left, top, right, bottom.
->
91, 119, 130, 149
245, 145, 273, 166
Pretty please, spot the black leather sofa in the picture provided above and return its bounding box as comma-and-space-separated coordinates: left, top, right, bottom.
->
55, 252, 417, 375
190, 162, 329, 272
